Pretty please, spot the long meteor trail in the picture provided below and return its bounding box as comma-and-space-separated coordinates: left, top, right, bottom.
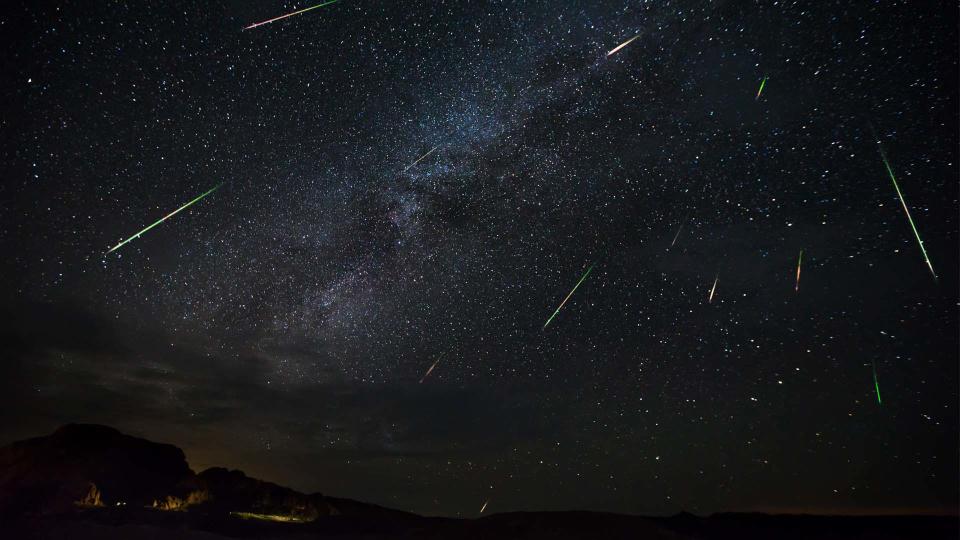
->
543, 263, 594, 329
872, 362, 882, 405
243, 0, 340, 31
755, 76, 768, 100
708, 275, 719, 303
876, 143, 937, 281
479, 500, 490, 514
404, 145, 439, 172
106, 183, 223, 255
795, 249, 803, 292
607, 34, 640, 57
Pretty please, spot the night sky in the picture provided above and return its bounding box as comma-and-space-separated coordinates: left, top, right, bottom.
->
1, 0, 957, 518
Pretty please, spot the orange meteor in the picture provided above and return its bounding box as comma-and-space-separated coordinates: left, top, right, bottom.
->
607, 35, 640, 57
419, 353, 445, 384
795, 249, 803, 292
243, 0, 341, 31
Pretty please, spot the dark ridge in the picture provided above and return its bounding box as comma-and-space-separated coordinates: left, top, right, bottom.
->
0, 425, 956, 539
0, 423, 192, 515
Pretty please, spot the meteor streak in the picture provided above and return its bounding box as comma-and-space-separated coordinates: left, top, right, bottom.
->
106, 183, 223, 255
876, 143, 937, 281
708, 275, 718, 303
755, 76, 768, 99
669, 223, 684, 248
479, 500, 489, 514
795, 249, 803, 292
872, 362, 882, 405
607, 34, 640, 57
404, 145, 439, 172
243, 0, 340, 31
543, 263, 595, 329
669, 212, 691, 250
419, 353, 445, 384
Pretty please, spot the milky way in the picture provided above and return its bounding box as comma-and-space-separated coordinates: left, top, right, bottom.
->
0, 1, 957, 517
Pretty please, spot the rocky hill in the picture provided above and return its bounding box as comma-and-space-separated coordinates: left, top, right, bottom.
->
0, 424, 408, 522
0, 425, 955, 539
0, 424, 192, 515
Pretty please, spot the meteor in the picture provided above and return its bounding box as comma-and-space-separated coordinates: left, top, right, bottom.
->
543, 263, 595, 329
795, 249, 803, 292
669, 212, 691, 249
876, 143, 937, 281
105, 182, 223, 255
403, 145, 439, 172
669, 223, 684, 249
607, 34, 640, 57
708, 275, 718, 303
243, 0, 340, 31
872, 362, 882, 405
755, 76, 768, 99
479, 500, 489, 514
419, 353, 445, 384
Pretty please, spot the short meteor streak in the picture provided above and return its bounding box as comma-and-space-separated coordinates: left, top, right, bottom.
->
872, 362, 882, 405
419, 353, 445, 384
543, 263, 595, 329
876, 143, 937, 281
669, 223, 684, 249
479, 500, 489, 514
669, 212, 691, 250
404, 145, 439, 172
607, 34, 640, 57
795, 249, 803, 292
105, 183, 223, 255
755, 76, 768, 100
243, 0, 340, 31
708, 275, 718, 303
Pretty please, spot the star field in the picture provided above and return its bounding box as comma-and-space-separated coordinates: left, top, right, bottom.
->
0, 0, 957, 517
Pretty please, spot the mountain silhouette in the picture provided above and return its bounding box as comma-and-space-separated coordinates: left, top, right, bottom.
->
0, 424, 408, 521
0, 424, 191, 515
0, 425, 955, 539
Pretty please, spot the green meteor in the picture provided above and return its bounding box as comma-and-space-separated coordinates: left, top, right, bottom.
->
755, 76, 768, 99
872, 362, 882, 405
243, 0, 341, 30
877, 143, 937, 281
106, 182, 224, 255
543, 263, 594, 330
